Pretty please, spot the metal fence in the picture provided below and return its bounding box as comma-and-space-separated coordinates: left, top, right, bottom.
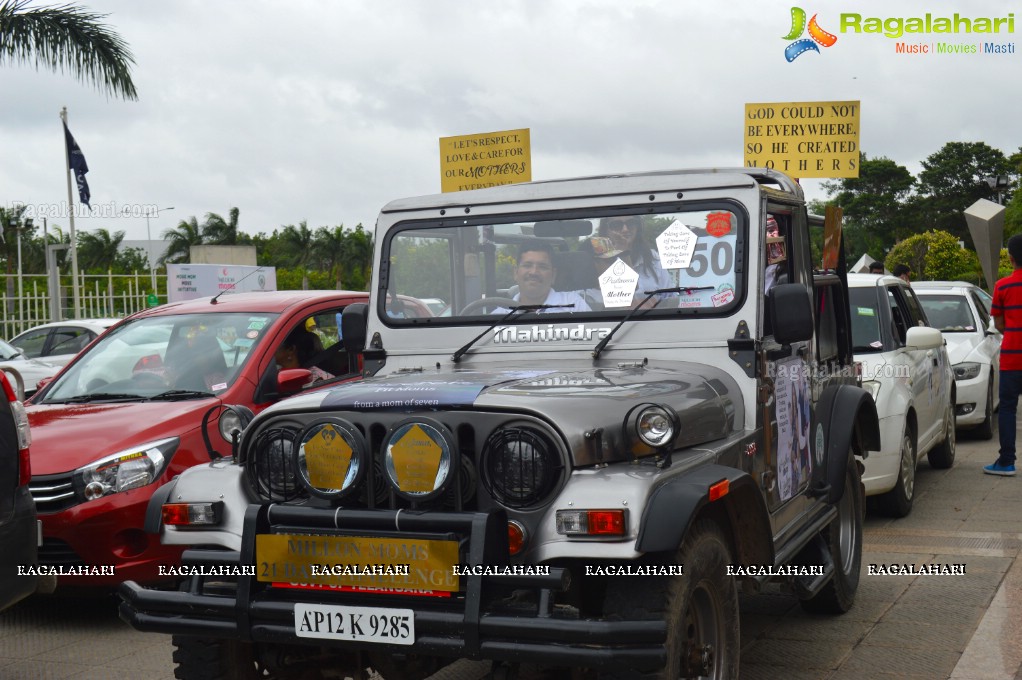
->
0, 271, 153, 340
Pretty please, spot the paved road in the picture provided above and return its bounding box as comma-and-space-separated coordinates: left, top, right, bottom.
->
2, 433, 1021, 679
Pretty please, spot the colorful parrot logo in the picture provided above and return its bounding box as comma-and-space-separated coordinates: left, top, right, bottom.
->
783, 7, 838, 62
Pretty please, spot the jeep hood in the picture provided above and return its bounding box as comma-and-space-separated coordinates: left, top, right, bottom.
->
272, 364, 740, 460
27, 400, 216, 475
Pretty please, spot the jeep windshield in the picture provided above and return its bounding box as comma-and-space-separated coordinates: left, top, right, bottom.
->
39, 312, 279, 403
381, 207, 745, 323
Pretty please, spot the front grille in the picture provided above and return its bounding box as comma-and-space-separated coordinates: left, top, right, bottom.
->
39, 538, 86, 566
30, 473, 78, 513
242, 412, 566, 511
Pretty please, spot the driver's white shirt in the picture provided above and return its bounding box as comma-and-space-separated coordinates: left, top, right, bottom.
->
493, 289, 591, 314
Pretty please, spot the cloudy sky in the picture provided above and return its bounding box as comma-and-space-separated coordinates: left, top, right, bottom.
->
0, 0, 1017, 243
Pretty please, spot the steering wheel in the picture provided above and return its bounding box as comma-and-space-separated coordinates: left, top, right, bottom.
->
459, 297, 518, 316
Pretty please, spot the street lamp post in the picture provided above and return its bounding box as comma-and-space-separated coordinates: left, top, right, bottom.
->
143, 206, 174, 293
985, 175, 1010, 205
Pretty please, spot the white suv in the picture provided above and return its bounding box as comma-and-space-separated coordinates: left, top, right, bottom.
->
848, 274, 956, 517
914, 281, 1000, 439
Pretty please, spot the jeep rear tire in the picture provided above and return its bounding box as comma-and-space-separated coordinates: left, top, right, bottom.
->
800, 454, 863, 614
599, 519, 739, 679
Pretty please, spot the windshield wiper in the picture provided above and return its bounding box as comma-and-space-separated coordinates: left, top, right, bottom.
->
57, 392, 143, 404
451, 303, 573, 363
592, 286, 714, 360
147, 389, 215, 401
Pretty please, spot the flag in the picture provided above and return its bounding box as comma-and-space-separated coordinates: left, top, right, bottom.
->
63, 122, 91, 207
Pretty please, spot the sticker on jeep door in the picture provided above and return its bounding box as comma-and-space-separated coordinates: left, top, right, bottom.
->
775, 357, 812, 501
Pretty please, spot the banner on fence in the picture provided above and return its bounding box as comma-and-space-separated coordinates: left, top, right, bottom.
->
167, 264, 277, 303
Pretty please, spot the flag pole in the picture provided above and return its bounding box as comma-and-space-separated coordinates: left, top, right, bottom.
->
60, 106, 82, 318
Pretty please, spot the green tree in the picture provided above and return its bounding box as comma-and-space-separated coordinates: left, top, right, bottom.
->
0, 0, 137, 99
339, 224, 373, 290
916, 142, 1015, 242
822, 153, 916, 256
885, 230, 972, 282
160, 216, 203, 264
313, 225, 348, 289
76, 227, 124, 271
202, 207, 241, 245
278, 221, 315, 289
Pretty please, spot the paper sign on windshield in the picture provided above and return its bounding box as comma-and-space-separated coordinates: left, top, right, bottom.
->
598, 259, 640, 308
656, 221, 698, 269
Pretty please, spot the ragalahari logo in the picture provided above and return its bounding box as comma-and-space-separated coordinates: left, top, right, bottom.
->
783, 7, 838, 61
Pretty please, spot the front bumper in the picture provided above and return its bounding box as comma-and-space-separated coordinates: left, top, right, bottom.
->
118, 504, 668, 672
35, 482, 184, 587
953, 373, 988, 427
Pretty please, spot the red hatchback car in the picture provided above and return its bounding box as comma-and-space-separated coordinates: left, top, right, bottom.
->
26, 290, 373, 589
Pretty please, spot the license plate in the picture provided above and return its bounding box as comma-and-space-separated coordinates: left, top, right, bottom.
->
294, 603, 414, 645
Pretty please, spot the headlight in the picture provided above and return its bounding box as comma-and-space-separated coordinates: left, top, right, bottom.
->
296, 418, 367, 500
953, 362, 982, 381
74, 438, 178, 502
635, 405, 676, 447
625, 403, 679, 456
862, 380, 882, 402
382, 419, 456, 501
482, 426, 562, 508
219, 405, 255, 443
246, 425, 303, 502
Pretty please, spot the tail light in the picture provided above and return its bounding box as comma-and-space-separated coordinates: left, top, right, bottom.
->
1, 373, 32, 487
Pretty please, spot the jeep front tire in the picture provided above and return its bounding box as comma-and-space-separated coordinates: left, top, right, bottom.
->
599, 519, 739, 679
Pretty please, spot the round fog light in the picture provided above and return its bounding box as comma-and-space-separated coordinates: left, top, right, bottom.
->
84, 481, 105, 500
637, 406, 675, 447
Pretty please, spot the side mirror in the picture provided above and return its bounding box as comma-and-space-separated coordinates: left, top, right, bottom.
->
341, 303, 368, 354
769, 283, 814, 344
987, 318, 999, 335
905, 326, 943, 350
278, 368, 312, 395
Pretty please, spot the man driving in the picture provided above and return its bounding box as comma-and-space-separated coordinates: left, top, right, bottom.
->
495, 240, 590, 313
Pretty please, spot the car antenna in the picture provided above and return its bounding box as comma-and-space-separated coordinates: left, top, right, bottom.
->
210, 267, 264, 305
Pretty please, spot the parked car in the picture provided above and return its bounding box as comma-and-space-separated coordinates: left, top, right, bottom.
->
914, 281, 1000, 439
0, 338, 66, 399
9, 319, 119, 367
848, 273, 956, 516
26, 291, 369, 589
0, 371, 37, 612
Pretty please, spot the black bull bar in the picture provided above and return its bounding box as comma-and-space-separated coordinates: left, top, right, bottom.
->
118, 504, 668, 671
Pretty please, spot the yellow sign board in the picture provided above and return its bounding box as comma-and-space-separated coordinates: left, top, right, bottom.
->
257, 534, 460, 592
303, 425, 352, 490
743, 101, 860, 179
390, 424, 442, 492
440, 128, 531, 193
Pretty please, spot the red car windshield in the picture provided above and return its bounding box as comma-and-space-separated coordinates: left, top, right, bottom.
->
40, 312, 280, 402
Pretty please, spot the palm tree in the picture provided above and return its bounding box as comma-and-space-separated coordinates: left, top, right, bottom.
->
202, 207, 240, 245
0, 0, 137, 99
340, 224, 374, 290
313, 225, 347, 289
76, 227, 124, 271
160, 216, 203, 264
279, 221, 315, 289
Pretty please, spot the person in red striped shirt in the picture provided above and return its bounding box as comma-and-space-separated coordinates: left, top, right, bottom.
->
988, 234, 1022, 476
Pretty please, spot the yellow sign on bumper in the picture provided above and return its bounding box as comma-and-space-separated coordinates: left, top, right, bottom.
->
256, 534, 460, 592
